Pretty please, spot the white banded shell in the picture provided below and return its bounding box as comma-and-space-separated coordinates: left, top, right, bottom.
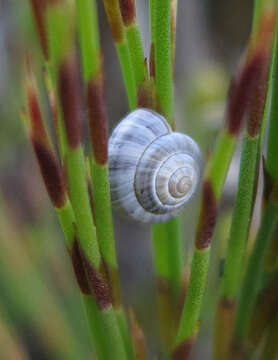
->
108, 109, 203, 223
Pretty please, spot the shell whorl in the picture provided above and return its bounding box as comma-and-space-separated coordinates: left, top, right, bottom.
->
108, 109, 203, 223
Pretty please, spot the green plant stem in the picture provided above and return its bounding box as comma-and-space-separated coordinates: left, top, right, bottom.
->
214, 134, 260, 360
173, 130, 236, 358
171, 0, 178, 66
75, 2, 132, 357
116, 42, 137, 109
149, 0, 156, 44
176, 248, 210, 343
67, 147, 100, 265
152, 217, 182, 302
150, 0, 183, 351
125, 24, 146, 88
266, 31, 278, 181
233, 198, 278, 345
83, 296, 129, 360
259, 39, 275, 147
90, 162, 133, 359
91, 162, 118, 280
208, 131, 236, 198
102, 0, 136, 109
75, 0, 100, 83
151, 217, 182, 349
154, 0, 173, 125
61, 145, 127, 360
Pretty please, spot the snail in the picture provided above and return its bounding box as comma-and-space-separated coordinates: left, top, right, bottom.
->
108, 109, 203, 223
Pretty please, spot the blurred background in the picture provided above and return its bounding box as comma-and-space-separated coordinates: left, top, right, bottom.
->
0, 0, 253, 359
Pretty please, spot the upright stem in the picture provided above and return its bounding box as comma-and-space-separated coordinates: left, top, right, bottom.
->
102, 0, 136, 109
214, 41, 270, 359
154, 0, 174, 126
233, 198, 278, 347
173, 131, 235, 359
119, 0, 146, 89
173, 41, 266, 358
75, 1, 133, 357
149, 0, 183, 350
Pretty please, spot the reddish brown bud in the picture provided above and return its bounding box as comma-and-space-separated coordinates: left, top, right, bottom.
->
28, 87, 66, 208
247, 55, 268, 137
32, 140, 66, 208
227, 52, 266, 136
119, 0, 136, 27
87, 72, 108, 165
28, 88, 48, 146
71, 238, 91, 295
172, 337, 195, 360
79, 245, 111, 310
30, 0, 49, 59
195, 179, 218, 250
58, 57, 81, 149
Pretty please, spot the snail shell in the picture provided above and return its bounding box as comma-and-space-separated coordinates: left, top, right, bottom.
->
108, 109, 203, 223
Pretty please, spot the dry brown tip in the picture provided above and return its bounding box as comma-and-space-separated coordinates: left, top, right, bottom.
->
79, 244, 112, 310
58, 56, 81, 149
129, 310, 147, 360
227, 51, 267, 136
30, 0, 49, 59
195, 179, 218, 250
252, 6, 277, 55
137, 78, 156, 109
119, 0, 136, 27
87, 71, 108, 165
103, 0, 124, 43
172, 337, 195, 360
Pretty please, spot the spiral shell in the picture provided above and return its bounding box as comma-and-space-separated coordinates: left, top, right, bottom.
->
108, 109, 203, 223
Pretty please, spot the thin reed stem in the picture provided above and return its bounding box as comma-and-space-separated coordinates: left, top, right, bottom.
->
173, 40, 266, 357
154, 0, 173, 126
28, 3, 129, 359
119, 0, 146, 89
149, 1, 183, 351
214, 36, 270, 360
232, 196, 278, 350
102, 0, 136, 109
75, 2, 133, 357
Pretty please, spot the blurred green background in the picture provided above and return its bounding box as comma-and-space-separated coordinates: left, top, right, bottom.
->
0, 0, 253, 359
